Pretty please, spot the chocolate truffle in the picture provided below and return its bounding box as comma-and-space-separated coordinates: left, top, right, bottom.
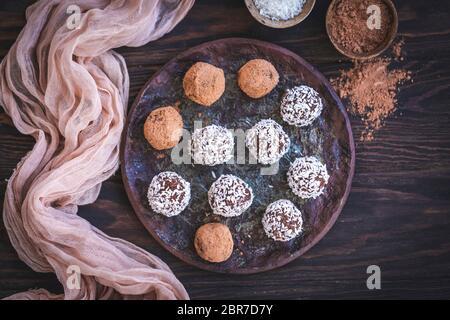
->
208, 174, 253, 217
143, 106, 183, 150
183, 62, 225, 107
280, 85, 323, 127
238, 59, 279, 98
246, 119, 290, 164
262, 199, 303, 242
194, 223, 234, 263
190, 125, 234, 166
147, 171, 190, 217
287, 156, 329, 199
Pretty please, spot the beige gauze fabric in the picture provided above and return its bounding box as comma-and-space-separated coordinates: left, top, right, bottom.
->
0, 0, 194, 300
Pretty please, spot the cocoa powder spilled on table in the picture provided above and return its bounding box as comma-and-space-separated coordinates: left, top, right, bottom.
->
392, 38, 405, 61
328, 0, 393, 55
332, 42, 411, 142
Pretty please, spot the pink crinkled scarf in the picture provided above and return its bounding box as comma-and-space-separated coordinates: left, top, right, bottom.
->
0, 0, 194, 300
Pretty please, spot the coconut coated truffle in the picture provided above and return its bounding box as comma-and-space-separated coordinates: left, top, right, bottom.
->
238, 59, 279, 98
190, 125, 234, 166
183, 62, 225, 107
208, 174, 254, 217
143, 106, 183, 150
194, 223, 234, 263
262, 199, 303, 242
147, 171, 190, 217
287, 156, 330, 199
280, 85, 323, 127
246, 119, 290, 164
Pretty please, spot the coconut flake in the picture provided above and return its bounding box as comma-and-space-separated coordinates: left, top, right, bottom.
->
246, 119, 290, 165
190, 124, 234, 166
208, 174, 254, 217
287, 156, 329, 199
147, 171, 191, 217
281, 85, 323, 127
262, 199, 303, 241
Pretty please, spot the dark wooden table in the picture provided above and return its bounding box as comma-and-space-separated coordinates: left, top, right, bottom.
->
1, 0, 449, 299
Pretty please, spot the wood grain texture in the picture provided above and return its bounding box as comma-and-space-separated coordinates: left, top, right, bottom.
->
0, 0, 449, 299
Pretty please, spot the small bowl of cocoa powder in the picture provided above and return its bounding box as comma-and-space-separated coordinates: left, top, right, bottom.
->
326, 0, 398, 59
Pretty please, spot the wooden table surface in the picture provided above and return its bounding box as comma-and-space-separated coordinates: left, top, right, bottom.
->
1, 0, 449, 299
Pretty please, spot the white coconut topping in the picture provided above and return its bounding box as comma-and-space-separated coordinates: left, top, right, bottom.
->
288, 156, 330, 199
190, 124, 234, 166
246, 119, 291, 165
208, 174, 254, 217
262, 199, 303, 242
254, 0, 306, 21
281, 85, 323, 127
147, 171, 191, 217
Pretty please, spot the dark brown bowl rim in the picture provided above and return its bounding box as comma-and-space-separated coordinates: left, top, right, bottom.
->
120, 38, 356, 274
326, 0, 398, 60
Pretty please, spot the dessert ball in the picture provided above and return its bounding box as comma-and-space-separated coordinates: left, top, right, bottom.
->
208, 174, 253, 217
262, 199, 303, 242
280, 85, 323, 127
246, 119, 290, 164
147, 171, 190, 217
194, 223, 234, 263
183, 62, 225, 107
238, 59, 279, 98
143, 106, 183, 150
287, 156, 330, 199
190, 125, 234, 166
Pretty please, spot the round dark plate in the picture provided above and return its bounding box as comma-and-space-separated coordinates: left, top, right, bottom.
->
121, 38, 355, 274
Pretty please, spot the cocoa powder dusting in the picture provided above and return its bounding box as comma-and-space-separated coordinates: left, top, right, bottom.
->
332, 42, 411, 142
392, 38, 404, 61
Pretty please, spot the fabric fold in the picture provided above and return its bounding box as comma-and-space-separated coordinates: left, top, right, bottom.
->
0, 0, 194, 300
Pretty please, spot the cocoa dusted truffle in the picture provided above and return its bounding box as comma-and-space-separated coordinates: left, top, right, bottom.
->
208, 174, 253, 217
238, 59, 279, 98
262, 199, 303, 242
183, 62, 225, 107
287, 156, 329, 199
190, 125, 234, 166
194, 223, 234, 263
147, 171, 190, 217
246, 119, 290, 164
280, 85, 323, 127
143, 106, 183, 150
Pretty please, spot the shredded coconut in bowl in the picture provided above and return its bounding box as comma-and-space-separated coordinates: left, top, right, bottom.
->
254, 0, 306, 21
